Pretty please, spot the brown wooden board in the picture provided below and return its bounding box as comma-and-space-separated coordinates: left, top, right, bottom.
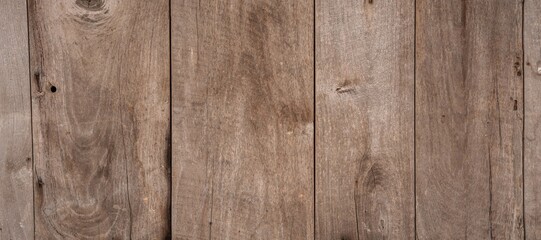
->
28, 0, 170, 238
525, 0, 541, 238
315, 0, 415, 239
416, 0, 523, 238
171, 0, 314, 239
0, 0, 33, 239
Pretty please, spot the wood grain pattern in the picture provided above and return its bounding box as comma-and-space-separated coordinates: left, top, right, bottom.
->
315, 0, 415, 239
171, 0, 314, 239
525, 1, 541, 238
28, 0, 170, 238
0, 0, 33, 239
416, 0, 523, 239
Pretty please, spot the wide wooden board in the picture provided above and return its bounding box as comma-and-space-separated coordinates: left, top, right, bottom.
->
171, 0, 314, 239
315, 0, 415, 239
416, 0, 523, 238
28, 0, 170, 238
0, 1, 33, 239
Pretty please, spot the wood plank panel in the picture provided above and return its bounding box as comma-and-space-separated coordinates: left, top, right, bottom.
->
28, 1, 170, 238
171, 1, 314, 239
416, 0, 523, 239
315, 0, 415, 239
525, 1, 541, 238
0, 1, 33, 239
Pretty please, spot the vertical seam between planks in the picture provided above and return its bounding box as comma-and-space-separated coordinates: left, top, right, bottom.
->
522, 0, 526, 239
313, 0, 317, 239
413, 0, 417, 239
25, 0, 36, 238
201, 1, 213, 239
169, 0, 173, 237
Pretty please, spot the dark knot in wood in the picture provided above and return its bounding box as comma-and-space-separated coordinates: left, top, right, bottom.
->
75, 0, 105, 11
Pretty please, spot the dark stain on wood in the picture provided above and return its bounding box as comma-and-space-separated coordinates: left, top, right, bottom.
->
242, 2, 311, 129
340, 236, 352, 240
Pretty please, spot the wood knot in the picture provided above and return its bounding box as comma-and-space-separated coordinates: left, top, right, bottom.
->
514, 57, 522, 77
76, 0, 105, 11
335, 86, 355, 94
364, 163, 385, 191
335, 79, 357, 94
37, 177, 44, 187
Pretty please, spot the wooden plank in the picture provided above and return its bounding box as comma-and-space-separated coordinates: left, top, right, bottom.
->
171, 0, 314, 239
315, 0, 415, 239
28, 1, 170, 238
0, 1, 33, 239
416, 0, 523, 238
525, 1, 541, 239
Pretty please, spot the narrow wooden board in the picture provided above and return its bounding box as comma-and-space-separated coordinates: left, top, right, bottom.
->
525, 1, 541, 238
171, 1, 314, 239
416, 0, 523, 238
315, 0, 415, 239
28, 1, 170, 238
0, 1, 33, 239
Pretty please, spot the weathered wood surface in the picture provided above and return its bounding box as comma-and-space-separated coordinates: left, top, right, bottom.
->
525, 0, 541, 239
28, 0, 170, 238
416, 0, 523, 239
171, 0, 314, 239
0, 0, 538, 238
0, 0, 33, 239
315, 0, 415, 239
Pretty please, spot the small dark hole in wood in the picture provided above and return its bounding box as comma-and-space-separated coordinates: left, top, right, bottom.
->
50, 86, 57, 93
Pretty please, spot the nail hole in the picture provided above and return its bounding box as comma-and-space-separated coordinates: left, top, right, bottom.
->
50, 86, 57, 93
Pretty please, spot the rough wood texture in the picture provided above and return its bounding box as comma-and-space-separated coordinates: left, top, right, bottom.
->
525, 1, 541, 238
315, 0, 415, 239
172, 0, 314, 239
28, 0, 170, 238
0, 1, 33, 239
416, 0, 523, 239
